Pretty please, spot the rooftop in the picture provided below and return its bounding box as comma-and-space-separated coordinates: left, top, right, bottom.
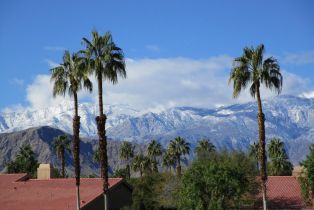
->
0, 173, 125, 210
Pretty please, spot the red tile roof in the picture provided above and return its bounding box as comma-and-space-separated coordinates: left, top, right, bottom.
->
256, 176, 306, 209
0, 173, 125, 210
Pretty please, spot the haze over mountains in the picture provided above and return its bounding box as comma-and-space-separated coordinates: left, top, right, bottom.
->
0, 95, 313, 174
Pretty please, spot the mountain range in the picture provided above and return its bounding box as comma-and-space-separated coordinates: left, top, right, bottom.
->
0, 95, 313, 174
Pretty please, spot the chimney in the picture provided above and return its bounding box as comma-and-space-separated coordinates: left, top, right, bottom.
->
37, 164, 53, 180
292, 165, 305, 178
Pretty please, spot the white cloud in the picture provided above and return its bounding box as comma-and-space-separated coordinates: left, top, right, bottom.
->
281, 51, 314, 65
19, 55, 313, 111
26, 74, 68, 109
300, 91, 314, 99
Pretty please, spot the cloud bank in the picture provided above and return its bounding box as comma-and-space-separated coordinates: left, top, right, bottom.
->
22, 55, 312, 113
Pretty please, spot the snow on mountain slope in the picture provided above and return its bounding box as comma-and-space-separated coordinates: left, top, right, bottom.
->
1, 95, 314, 164
0, 102, 140, 136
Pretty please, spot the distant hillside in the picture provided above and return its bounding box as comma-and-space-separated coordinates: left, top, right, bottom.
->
0, 126, 144, 176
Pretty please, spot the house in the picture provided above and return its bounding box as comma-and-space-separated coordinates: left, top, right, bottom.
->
0, 165, 132, 210
254, 175, 313, 209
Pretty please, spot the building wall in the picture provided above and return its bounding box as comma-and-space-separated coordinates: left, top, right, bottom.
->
82, 183, 132, 210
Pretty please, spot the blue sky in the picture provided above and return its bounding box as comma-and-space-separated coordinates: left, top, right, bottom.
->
1, 0, 314, 111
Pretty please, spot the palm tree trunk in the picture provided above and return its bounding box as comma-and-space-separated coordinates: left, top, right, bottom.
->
256, 83, 267, 210
61, 149, 65, 178
73, 92, 81, 210
96, 76, 109, 210
176, 154, 181, 177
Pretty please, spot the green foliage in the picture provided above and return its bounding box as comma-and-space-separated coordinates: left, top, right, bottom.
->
50, 50, 92, 98
249, 142, 259, 170
298, 175, 312, 207
52, 135, 71, 177
229, 44, 282, 99
132, 153, 151, 177
112, 168, 128, 179
120, 141, 135, 179
177, 151, 258, 210
6, 144, 39, 177
194, 138, 215, 160
81, 30, 126, 84
162, 151, 176, 172
147, 139, 163, 172
300, 144, 314, 201
267, 138, 293, 176
124, 173, 179, 210
167, 136, 190, 176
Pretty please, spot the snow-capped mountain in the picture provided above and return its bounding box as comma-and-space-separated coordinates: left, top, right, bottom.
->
1, 95, 314, 164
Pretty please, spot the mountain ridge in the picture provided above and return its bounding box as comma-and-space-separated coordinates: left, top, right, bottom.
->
1, 95, 314, 164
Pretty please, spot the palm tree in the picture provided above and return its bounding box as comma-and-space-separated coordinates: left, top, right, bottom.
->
147, 139, 163, 172
268, 138, 284, 159
194, 138, 215, 160
52, 135, 71, 177
268, 138, 293, 176
229, 44, 283, 210
82, 31, 126, 210
119, 141, 134, 179
132, 153, 151, 177
162, 151, 176, 172
168, 136, 190, 177
249, 142, 260, 170
51, 50, 92, 210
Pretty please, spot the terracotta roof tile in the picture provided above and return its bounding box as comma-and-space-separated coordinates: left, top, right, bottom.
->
256, 176, 307, 209
0, 173, 123, 210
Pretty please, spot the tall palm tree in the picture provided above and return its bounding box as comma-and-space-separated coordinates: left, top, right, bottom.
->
51, 50, 92, 210
132, 153, 151, 177
194, 138, 215, 160
119, 141, 134, 179
168, 136, 190, 177
147, 139, 163, 172
82, 31, 126, 210
52, 135, 71, 177
229, 44, 283, 210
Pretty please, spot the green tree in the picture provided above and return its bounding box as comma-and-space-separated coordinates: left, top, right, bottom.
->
300, 144, 314, 205
132, 153, 151, 177
82, 30, 126, 210
147, 139, 163, 173
194, 138, 215, 160
52, 135, 71, 178
6, 144, 38, 177
168, 136, 190, 177
177, 152, 258, 210
112, 168, 128, 179
229, 44, 283, 210
51, 50, 92, 210
267, 138, 293, 176
120, 141, 135, 179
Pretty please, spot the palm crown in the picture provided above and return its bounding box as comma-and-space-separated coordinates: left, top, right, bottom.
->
229, 44, 282, 98
51, 51, 92, 98
82, 31, 126, 84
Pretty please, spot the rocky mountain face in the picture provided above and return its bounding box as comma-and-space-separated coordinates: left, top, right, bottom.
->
0, 126, 144, 176
1, 95, 314, 167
